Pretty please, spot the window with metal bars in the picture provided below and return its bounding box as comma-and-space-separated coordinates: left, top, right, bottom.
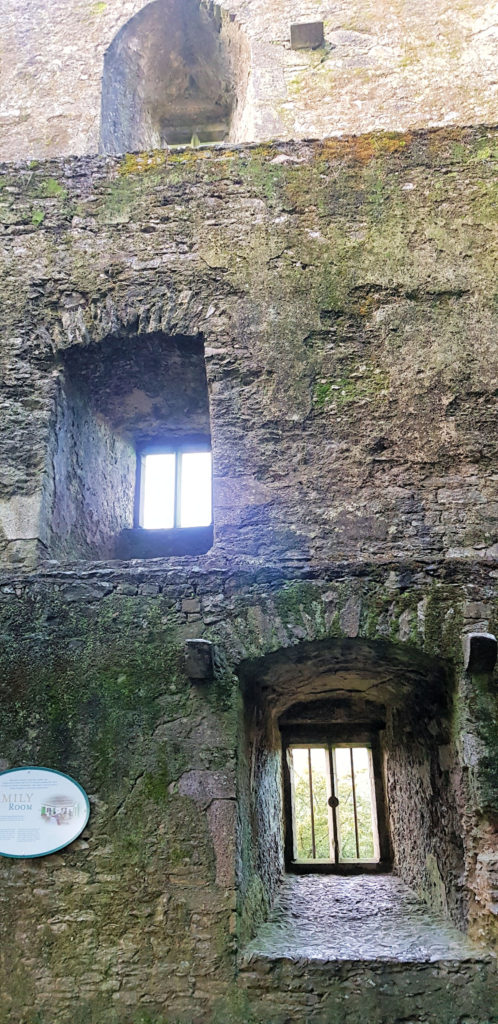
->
282, 730, 390, 873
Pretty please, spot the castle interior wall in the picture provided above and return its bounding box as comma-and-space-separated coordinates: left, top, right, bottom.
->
0, 132, 497, 1022
2, 0, 498, 160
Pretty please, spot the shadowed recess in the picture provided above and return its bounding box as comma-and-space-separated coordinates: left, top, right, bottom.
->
238, 637, 449, 718
237, 638, 467, 948
100, 0, 236, 153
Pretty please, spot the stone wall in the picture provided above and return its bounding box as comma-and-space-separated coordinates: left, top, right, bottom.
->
0, 561, 496, 1022
0, 130, 497, 1021
1, 0, 498, 160
0, 130, 497, 568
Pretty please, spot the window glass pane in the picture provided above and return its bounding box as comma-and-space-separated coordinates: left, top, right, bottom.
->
180, 451, 212, 527
352, 747, 376, 860
334, 747, 356, 860
309, 747, 332, 859
334, 746, 376, 861
141, 453, 175, 529
290, 746, 333, 861
291, 748, 313, 860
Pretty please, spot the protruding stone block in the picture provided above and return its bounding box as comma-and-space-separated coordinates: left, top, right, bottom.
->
463, 632, 497, 675
290, 22, 324, 50
185, 638, 214, 681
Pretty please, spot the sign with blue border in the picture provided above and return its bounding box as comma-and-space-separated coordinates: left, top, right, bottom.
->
0, 767, 90, 858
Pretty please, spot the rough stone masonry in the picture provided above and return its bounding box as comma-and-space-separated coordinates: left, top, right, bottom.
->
0, 128, 497, 1023
2, 0, 498, 159
0, 1, 497, 1023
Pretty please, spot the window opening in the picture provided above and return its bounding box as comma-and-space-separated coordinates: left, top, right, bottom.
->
138, 445, 212, 530
100, 0, 237, 155
287, 742, 380, 867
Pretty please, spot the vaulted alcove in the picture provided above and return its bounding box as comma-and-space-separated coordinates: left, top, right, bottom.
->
100, 0, 239, 154
237, 638, 466, 947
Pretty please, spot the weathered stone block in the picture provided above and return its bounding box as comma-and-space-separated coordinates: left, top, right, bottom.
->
185, 638, 214, 680
290, 21, 324, 50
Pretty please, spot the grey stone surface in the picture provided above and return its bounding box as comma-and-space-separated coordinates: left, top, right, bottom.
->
241, 873, 490, 963
239, 876, 498, 1023
2, 0, 498, 159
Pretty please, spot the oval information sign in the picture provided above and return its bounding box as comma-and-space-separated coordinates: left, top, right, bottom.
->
0, 767, 90, 858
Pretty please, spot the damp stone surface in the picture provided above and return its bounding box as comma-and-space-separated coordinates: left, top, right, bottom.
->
240, 874, 492, 963
0, 6, 498, 1020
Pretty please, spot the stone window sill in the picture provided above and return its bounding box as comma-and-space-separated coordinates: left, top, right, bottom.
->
115, 525, 213, 560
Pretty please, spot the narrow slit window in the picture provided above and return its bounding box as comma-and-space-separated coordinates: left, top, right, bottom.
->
287, 743, 380, 866
139, 447, 212, 530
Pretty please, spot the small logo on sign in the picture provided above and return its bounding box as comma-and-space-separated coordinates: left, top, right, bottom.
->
41, 794, 81, 826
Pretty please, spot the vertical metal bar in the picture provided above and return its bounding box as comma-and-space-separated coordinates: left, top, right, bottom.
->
324, 743, 335, 861
174, 451, 182, 528
307, 748, 316, 859
286, 746, 298, 864
328, 745, 339, 864
350, 747, 360, 859
369, 741, 383, 863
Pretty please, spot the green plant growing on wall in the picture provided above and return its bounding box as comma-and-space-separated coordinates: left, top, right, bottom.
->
39, 177, 67, 199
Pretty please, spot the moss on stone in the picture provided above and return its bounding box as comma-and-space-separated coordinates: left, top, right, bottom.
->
118, 151, 169, 176
272, 580, 322, 627
313, 364, 390, 409
38, 177, 67, 199
0, 592, 187, 793
424, 585, 464, 663
211, 987, 258, 1024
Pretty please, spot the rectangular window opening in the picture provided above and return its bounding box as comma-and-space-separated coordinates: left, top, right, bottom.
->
287, 742, 382, 868
138, 444, 212, 531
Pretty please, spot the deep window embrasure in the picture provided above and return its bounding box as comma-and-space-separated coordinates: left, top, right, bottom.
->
100, 0, 236, 154
49, 333, 213, 561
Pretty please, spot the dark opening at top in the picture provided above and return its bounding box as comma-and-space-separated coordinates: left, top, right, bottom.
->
100, 0, 236, 153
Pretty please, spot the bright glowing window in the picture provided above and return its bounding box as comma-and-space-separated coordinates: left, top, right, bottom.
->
139, 446, 212, 530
